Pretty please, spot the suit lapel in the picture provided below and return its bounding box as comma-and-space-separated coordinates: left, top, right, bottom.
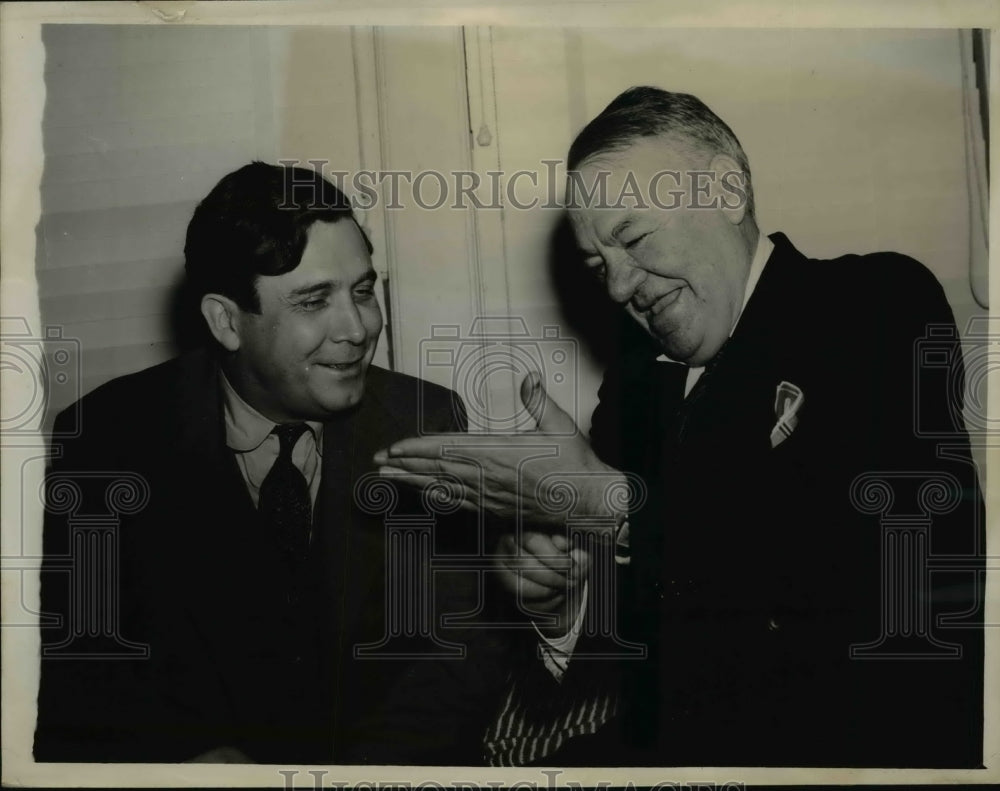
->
313, 405, 360, 645
170, 350, 260, 550
166, 351, 287, 677
314, 375, 413, 651
674, 233, 804, 457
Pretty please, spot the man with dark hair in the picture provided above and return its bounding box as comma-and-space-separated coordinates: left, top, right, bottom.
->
34, 162, 499, 764
378, 88, 985, 767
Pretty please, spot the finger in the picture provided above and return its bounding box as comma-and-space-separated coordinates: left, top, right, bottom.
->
509, 560, 572, 589
568, 547, 591, 583
550, 533, 569, 551
519, 373, 578, 434
495, 533, 570, 582
381, 434, 476, 461
378, 456, 455, 477
497, 545, 567, 581
380, 454, 481, 478
377, 469, 472, 509
521, 531, 573, 573
378, 467, 435, 486
516, 577, 565, 604
494, 563, 565, 601
381, 465, 503, 516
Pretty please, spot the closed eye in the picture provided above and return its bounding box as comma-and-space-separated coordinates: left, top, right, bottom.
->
625, 232, 649, 250
587, 261, 607, 282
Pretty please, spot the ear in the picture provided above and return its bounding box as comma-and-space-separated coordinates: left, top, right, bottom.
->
199, 293, 242, 352
708, 153, 748, 226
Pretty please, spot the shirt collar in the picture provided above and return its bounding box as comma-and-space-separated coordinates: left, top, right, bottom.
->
735, 231, 773, 328
220, 371, 324, 454
656, 231, 773, 367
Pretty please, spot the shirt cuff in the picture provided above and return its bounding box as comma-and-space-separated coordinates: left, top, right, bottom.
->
534, 581, 588, 681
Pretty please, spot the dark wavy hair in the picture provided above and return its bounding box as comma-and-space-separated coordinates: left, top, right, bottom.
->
184, 161, 372, 312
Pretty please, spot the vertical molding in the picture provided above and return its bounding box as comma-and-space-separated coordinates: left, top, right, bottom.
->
452, 28, 487, 328
463, 25, 520, 427
462, 26, 509, 319
959, 29, 990, 310
368, 28, 482, 382
352, 26, 400, 370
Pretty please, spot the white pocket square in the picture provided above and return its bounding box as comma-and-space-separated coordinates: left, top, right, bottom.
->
770, 380, 804, 448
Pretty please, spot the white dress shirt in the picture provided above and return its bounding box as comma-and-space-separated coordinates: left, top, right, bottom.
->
221, 372, 324, 511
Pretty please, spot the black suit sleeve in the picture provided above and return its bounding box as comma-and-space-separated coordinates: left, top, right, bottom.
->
341, 387, 512, 765
826, 255, 985, 765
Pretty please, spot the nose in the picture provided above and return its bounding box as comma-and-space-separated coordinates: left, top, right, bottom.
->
327, 298, 367, 345
604, 255, 646, 306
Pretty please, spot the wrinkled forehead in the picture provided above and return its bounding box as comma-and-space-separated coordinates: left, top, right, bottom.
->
566, 152, 634, 242
568, 201, 646, 257
566, 201, 604, 245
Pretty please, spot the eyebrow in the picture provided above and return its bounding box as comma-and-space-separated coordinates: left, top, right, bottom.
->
354, 270, 378, 288
287, 282, 332, 300
286, 271, 377, 300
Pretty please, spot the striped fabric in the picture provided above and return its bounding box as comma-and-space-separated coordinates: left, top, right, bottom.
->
483, 665, 619, 766
484, 524, 629, 767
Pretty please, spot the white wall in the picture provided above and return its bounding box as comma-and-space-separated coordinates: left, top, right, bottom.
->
36, 26, 987, 448
491, 27, 986, 436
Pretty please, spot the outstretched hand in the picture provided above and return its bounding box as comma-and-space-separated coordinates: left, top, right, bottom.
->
373, 373, 628, 528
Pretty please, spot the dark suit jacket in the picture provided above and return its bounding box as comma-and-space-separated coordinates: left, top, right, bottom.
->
557, 233, 984, 767
34, 349, 505, 764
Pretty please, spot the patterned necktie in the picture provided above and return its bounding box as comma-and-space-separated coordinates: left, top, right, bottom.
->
258, 423, 312, 564
674, 340, 729, 444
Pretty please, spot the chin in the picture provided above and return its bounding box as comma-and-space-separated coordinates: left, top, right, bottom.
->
320, 385, 366, 414
658, 323, 726, 367
658, 335, 698, 364
688, 338, 730, 367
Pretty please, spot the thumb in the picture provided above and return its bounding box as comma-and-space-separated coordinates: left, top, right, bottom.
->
520, 372, 577, 434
